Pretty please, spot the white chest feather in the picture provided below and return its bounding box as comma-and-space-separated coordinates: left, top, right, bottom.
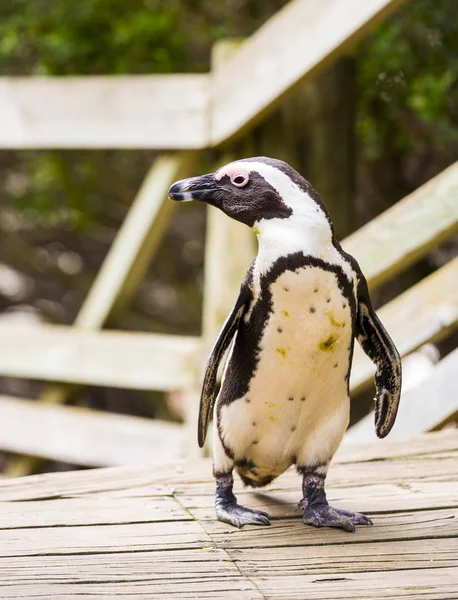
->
218, 265, 353, 476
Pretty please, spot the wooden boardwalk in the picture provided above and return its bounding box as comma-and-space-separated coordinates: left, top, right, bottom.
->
0, 430, 456, 599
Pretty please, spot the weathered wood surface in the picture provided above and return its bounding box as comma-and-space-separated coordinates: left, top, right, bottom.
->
2, 152, 198, 477
0, 0, 407, 150
0, 323, 199, 391
211, 0, 408, 145
0, 430, 456, 599
0, 76, 209, 149
347, 347, 458, 442
351, 256, 458, 394
0, 258, 454, 396
75, 153, 198, 328
343, 160, 458, 290
0, 395, 183, 467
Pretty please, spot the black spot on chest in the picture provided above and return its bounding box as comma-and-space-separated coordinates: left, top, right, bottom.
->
218, 253, 357, 412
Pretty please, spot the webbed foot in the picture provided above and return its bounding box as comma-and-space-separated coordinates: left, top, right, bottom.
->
215, 471, 271, 528
300, 502, 372, 532
297, 467, 373, 532
216, 502, 271, 528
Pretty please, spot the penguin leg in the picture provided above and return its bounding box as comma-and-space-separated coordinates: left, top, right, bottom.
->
297, 467, 372, 532
215, 472, 271, 528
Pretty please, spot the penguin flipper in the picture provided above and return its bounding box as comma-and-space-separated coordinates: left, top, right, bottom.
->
198, 290, 249, 448
355, 275, 402, 439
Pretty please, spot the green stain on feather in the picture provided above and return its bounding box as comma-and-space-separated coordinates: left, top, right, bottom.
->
252, 226, 261, 235
318, 334, 337, 352
326, 311, 345, 328
281, 310, 290, 318
276, 347, 287, 358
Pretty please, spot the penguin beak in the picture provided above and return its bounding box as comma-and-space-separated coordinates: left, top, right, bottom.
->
168, 173, 216, 202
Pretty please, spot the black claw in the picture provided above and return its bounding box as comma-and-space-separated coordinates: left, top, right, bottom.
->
216, 502, 271, 528
301, 503, 372, 532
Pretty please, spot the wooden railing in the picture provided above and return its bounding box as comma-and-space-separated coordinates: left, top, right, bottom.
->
0, 0, 457, 472
0, 0, 407, 150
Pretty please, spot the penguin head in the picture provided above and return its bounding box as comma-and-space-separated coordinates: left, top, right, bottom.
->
168, 156, 331, 230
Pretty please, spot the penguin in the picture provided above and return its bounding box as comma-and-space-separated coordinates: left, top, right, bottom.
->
169, 157, 402, 532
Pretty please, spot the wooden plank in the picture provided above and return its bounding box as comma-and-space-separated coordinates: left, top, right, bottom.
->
0, 255, 454, 395
0, 496, 190, 529
75, 152, 198, 327
0, 395, 183, 467
0, 581, 262, 600
0, 432, 454, 599
343, 161, 458, 290
0, 520, 210, 557
4, 152, 198, 476
0, 549, 243, 585
337, 429, 458, 463
187, 41, 257, 457
350, 257, 458, 395
204, 43, 256, 342
180, 481, 458, 520
0, 76, 209, 149
211, 0, 407, 145
0, 431, 455, 501
253, 567, 458, 599
232, 538, 458, 576
0, 324, 199, 391
0, 465, 174, 502
171, 455, 458, 498
205, 507, 458, 549
347, 348, 458, 442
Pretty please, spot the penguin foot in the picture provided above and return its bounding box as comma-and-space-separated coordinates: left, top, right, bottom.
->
216, 503, 271, 528
301, 503, 372, 532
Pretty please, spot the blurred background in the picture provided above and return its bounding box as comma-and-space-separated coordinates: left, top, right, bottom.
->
0, 0, 457, 476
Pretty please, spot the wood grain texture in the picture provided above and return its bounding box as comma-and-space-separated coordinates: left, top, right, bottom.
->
75, 153, 199, 328
0, 323, 199, 391
0, 76, 209, 149
211, 0, 408, 145
343, 160, 458, 290
351, 257, 458, 394
0, 496, 190, 528
0, 257, 454, 396
0, 431, 456, 598
253, 568, 458, 600
348, 347, 458, 441
0, 395, 183, 467
2, 152, 198, 477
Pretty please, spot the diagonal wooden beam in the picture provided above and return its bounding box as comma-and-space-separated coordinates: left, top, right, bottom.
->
211, 0, 409, 145
0, 0, 408, 150
347, 347, 458, 442
343, 160, 458, 290
351, 257, 458, 395
75, 153, 198, 328
5, 152, 198, 476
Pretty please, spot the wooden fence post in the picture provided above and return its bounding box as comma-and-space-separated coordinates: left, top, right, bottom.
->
181, 39, 257, 458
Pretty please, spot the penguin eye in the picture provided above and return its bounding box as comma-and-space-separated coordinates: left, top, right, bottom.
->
231, 173, 249, 188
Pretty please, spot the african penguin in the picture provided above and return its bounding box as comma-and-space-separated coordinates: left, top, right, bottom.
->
169, 157, 402, 532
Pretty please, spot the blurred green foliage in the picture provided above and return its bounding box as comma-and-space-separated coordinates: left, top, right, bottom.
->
0, 0, 457, 224
0, 0, 291, 226
1, 0, 189, 75
357, 0, 458, 162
